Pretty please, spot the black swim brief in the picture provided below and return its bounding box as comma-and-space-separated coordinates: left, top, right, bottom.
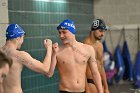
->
87, 79, 103, 85
59, 90, 85, 93
87, 79, 95, 84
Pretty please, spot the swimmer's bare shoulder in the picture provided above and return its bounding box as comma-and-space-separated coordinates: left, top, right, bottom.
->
83, 37, 92, 45
96, 41, 103, 48
83, 43, 95, 55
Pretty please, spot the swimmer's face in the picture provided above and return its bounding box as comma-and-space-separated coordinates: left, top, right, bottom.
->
0, 63, 9, 83
93, 29, 105, 40
58, 29, 74, 45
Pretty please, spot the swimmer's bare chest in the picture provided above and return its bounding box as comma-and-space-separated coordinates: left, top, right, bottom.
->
57, 47, 89, 69
56, 46, 90, 91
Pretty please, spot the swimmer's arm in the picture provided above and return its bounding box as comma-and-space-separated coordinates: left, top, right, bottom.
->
47, 43, 59, 77
47, 52, 57, 77
88, 46, 103, 93
88, 60, 103, 93
17, 50, 51, 75
16, 43, 52, 75
98, 44, 109, 93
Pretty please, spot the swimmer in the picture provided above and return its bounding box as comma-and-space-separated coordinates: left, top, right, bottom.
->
83, 19, 109, 93
48, 19, 103, 93
0, 24, 52, 93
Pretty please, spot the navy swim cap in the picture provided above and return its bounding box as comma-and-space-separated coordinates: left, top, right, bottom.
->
91, 19, 107, 31
57, 19, 76, 34
6, 24, 25, 40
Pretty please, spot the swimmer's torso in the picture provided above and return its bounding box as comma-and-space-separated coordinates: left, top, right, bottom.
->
1, 47, 23, 93
56, 43, 90, 92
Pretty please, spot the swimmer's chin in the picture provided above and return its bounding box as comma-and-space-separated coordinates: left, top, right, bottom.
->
61, 40, 70, 45
62, 42, 69, 45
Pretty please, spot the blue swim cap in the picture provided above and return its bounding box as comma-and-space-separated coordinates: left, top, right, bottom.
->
6, 24, 25, 39
91, 19, 107, 31
57, 19, 76, 34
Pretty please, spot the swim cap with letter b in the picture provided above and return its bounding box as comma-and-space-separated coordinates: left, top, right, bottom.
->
91, 19, 107, 31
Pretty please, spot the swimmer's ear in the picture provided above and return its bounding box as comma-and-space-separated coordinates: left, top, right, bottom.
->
16, 37, 20, 41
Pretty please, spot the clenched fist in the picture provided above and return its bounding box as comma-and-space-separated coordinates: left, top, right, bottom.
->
52, 43, 59, 53
44, 39, 52, 48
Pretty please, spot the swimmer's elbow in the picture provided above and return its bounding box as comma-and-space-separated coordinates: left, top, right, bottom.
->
44, 70, 54, 78
47, 73, 53, 78
43, 65, 55, 77
45, 72, 53, 78
49, 70, 54, 77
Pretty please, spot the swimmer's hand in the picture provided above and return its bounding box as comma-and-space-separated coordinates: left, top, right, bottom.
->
52, 43, 59, 53
44, 39, 52, 48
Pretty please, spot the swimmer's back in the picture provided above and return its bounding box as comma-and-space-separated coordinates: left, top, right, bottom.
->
1, 47, 23, 93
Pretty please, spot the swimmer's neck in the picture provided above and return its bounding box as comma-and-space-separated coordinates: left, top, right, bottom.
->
63, 40, 79, 47
89, 34, 98, 44
4, 41, 18, 50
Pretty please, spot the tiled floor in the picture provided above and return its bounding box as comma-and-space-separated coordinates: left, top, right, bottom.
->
109, 81, 140, 93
